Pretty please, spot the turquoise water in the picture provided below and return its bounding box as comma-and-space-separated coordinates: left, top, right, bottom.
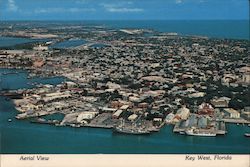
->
0, 68, 249, 154
50, 39, 87, 49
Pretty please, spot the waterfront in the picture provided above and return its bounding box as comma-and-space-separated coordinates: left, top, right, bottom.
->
0, 69, 249, 154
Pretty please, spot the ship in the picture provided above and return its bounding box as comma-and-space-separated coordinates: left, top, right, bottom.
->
179, 131, 185, 135
114, 126, 150, 135
113, 119, 150, 135
244, 133, 250, 137
185, 127, 216, 137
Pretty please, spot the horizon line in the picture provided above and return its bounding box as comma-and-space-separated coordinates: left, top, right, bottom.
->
1, 19, 249, 21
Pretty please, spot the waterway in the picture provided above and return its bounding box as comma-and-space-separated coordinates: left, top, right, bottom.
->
0, 36, 47, 47
0, 68, 249, 154
50, 39, 87, 49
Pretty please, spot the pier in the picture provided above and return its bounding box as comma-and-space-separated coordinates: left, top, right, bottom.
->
222, 118, 250, 124
173, 120, 227, 135
86, 113, 118, 129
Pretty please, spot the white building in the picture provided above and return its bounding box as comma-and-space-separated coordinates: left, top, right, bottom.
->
223, 108, 240, 119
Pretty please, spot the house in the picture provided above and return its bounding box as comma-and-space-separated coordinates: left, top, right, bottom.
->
198, 103, 214, 116
241, 107, 250, 121
175, 106, 190, 120
128, 114, 138, 121
211, 97, 231, 108
112, 110, 123, 119
33, 45, 48, 51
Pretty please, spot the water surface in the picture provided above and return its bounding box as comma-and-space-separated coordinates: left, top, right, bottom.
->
50, 39, 87, 49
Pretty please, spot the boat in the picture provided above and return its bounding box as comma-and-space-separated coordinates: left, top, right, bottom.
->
113, 119, 150, 135
113, 126, 150, 135
244, 133, 250, 137
185, 128, 216, 137
179, 131, 185, 135
8, 119, 12, 122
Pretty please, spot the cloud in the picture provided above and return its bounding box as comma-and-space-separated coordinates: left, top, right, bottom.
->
7, 0, 18, 11
34, 7, 95, 14
101, 1, 144, 13
175, 0, 183, 4
106, 7, 144, 13
76, 0, 88, 4
175, 0, 206, 4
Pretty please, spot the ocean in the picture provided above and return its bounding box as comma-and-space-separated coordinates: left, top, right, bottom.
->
87, 20, 249, 40
0, 68, 249, 154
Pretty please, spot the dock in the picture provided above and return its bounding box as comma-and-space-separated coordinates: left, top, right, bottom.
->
221, 118, 250, 124
173, 121, 227, 135
85, 113, 118, 129
215, 121, 227, 135
173, 122, 185, 133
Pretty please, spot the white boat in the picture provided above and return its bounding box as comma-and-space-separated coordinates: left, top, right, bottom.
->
114, 126, 150, 135
179, 131, 185, 135
185, 128, 216, 137
113, 119, 150, 135
244, 133, 250, 137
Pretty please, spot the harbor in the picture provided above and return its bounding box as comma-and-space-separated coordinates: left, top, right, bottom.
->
1, 100, 249, 154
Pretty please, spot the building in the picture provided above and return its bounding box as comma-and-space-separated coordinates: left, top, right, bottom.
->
176, 106, 190, 120
198, 103, 214, 116
211, 97, 230, 108
223, 108, 240, 119
77, 111, 98, 122
241, 112, 250, 121
165, 113, 175, 124
241, 107, 250, 121
112, 110, 123, 119
128, 114, 138, 121
198, 117, 208, 129
33, 45, 48, 51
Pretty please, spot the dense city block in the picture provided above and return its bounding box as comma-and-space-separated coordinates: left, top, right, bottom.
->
1, 22, 249, 136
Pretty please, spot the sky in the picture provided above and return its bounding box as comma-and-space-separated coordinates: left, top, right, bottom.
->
0, 0, 249, 20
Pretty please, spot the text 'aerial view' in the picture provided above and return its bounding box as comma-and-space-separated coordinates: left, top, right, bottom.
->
0, 0, 249, 155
